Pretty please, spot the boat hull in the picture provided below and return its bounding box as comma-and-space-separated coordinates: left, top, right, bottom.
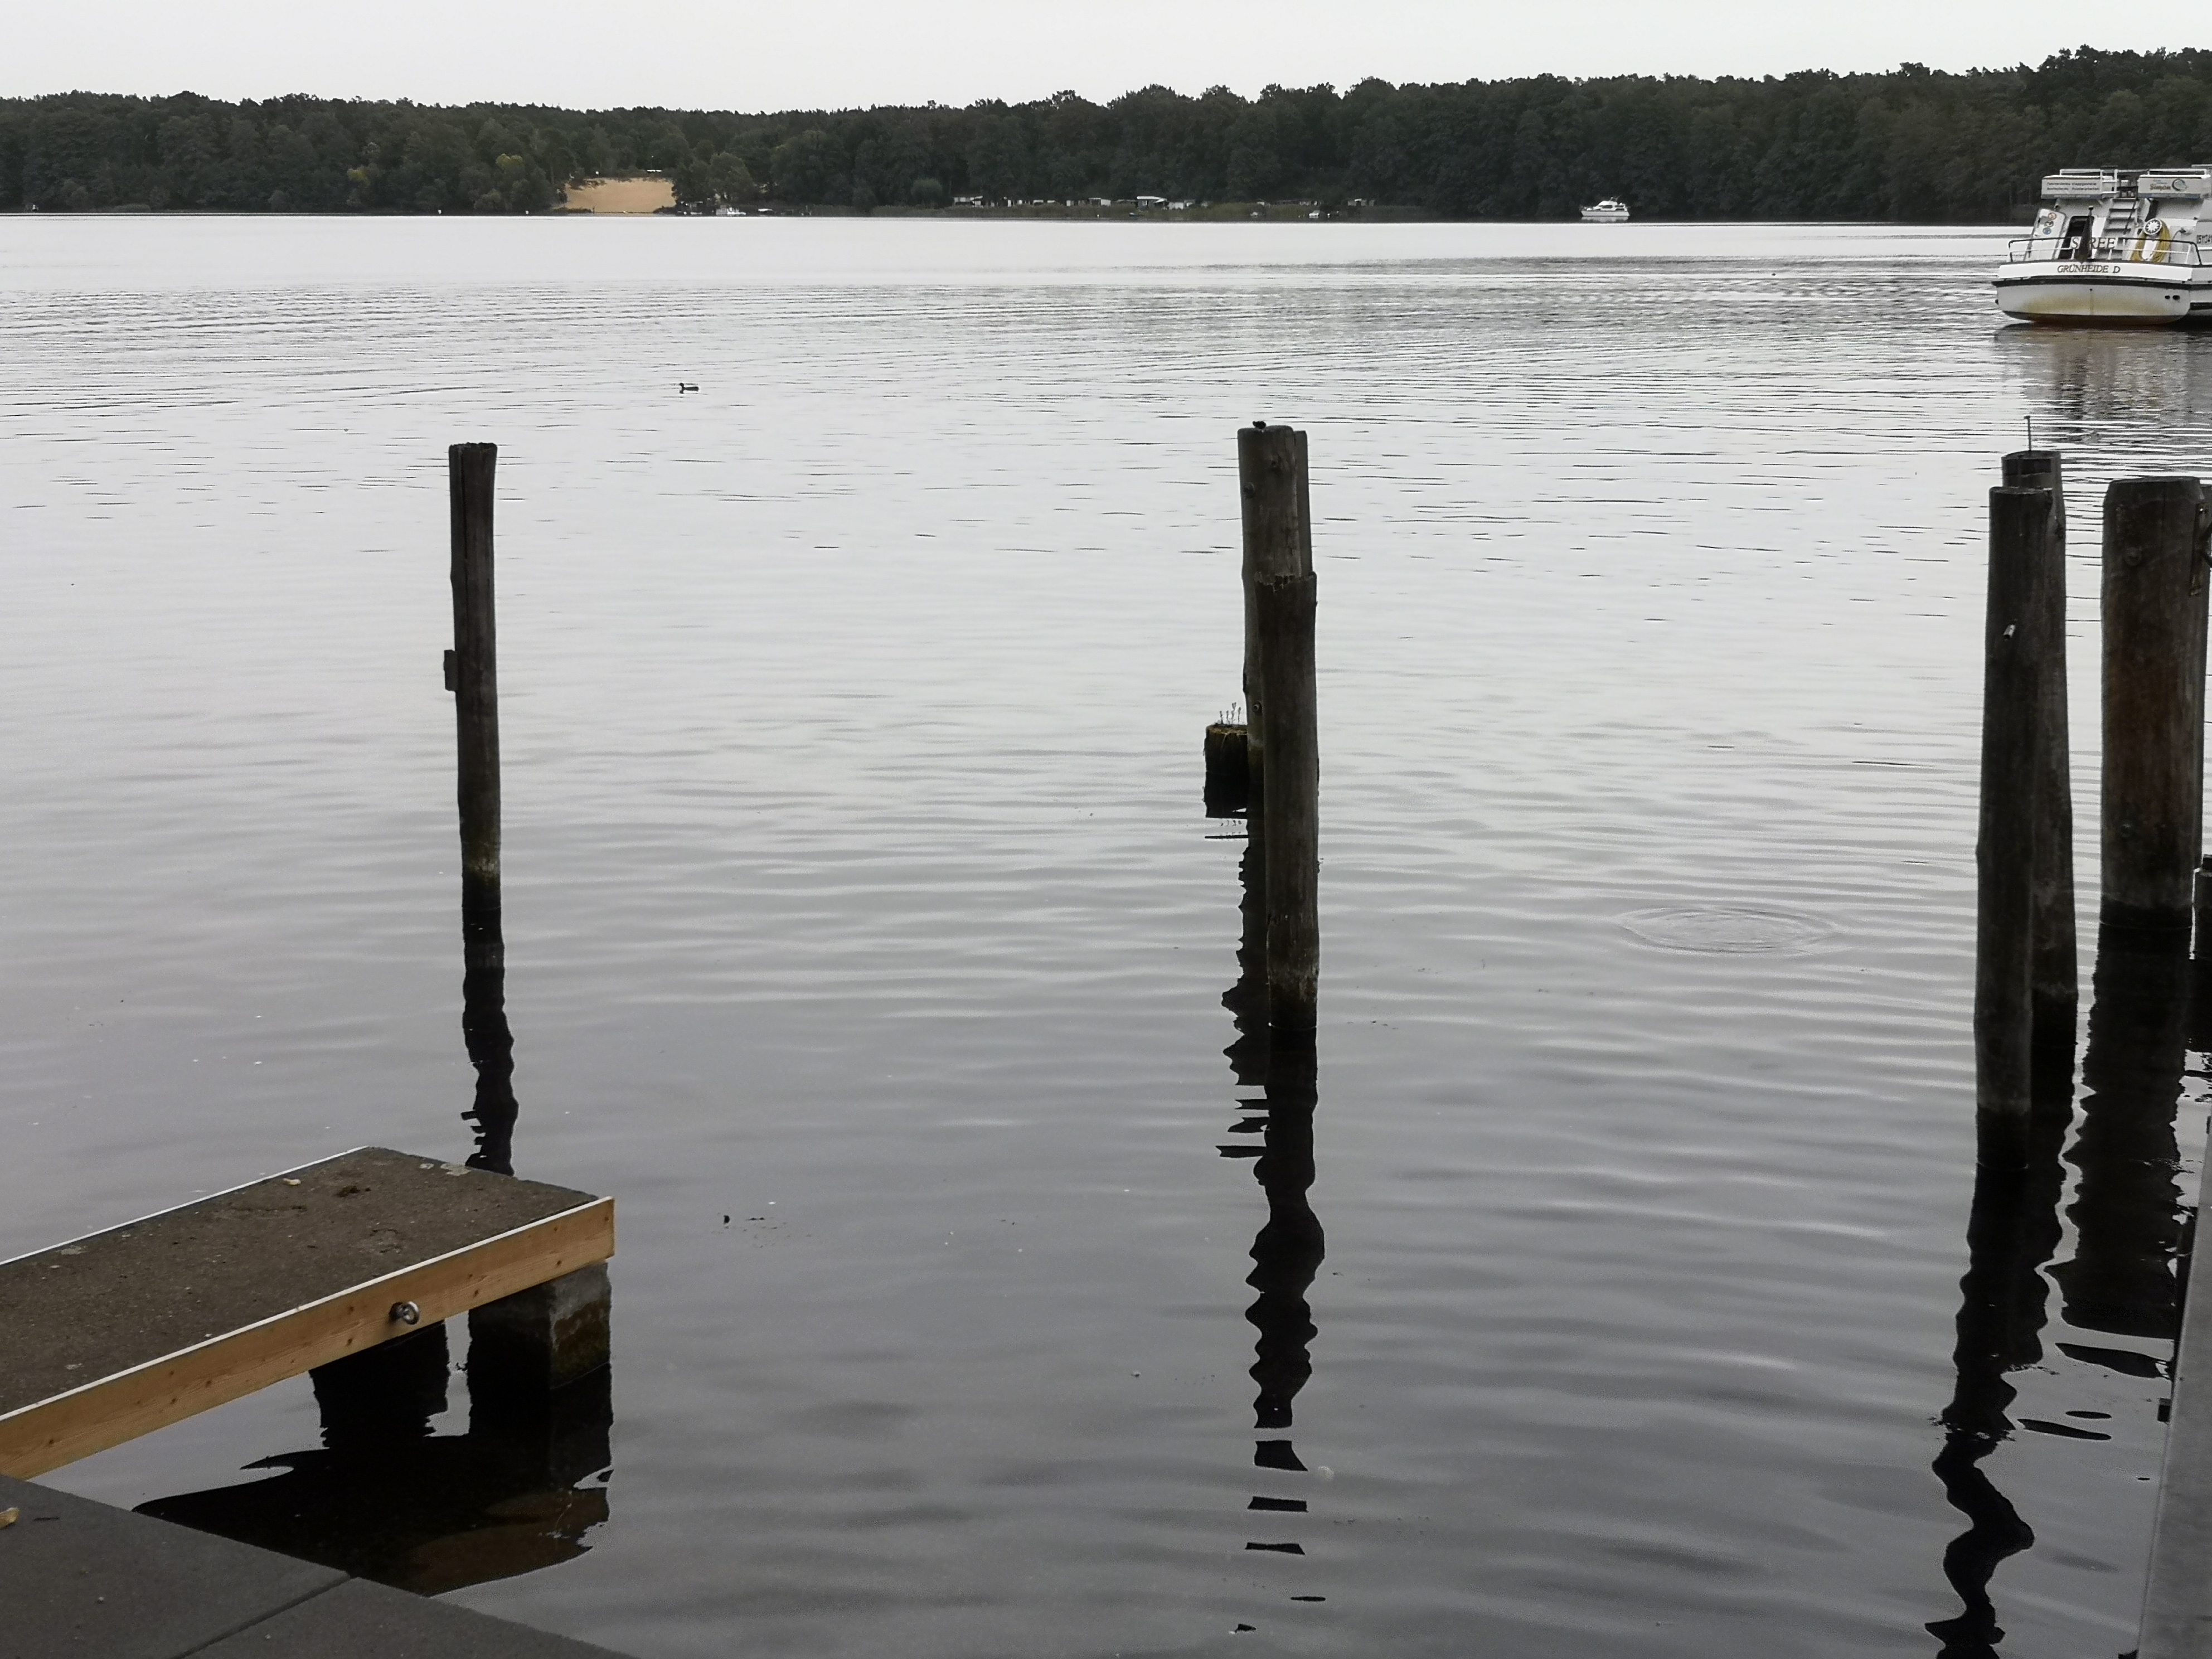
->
1993, 260, 2198, 324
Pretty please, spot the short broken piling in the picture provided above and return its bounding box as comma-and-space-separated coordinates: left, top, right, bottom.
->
1205, 719, 1251, 818
2101, 477, 2210, 936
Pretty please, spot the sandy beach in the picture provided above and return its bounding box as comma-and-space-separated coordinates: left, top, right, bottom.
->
561, 176, 675, 214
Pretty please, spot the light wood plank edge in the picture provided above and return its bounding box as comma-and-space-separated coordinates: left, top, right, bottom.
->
0, 1196, 613, 1478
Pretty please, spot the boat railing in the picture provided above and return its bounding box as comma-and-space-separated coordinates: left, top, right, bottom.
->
2005, 234, 2204, 266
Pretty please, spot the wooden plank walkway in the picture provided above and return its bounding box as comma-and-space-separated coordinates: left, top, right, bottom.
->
0, 1471, 629, 1657
0, 1147, 613, 1478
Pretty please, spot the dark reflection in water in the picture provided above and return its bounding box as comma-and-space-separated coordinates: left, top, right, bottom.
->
1222, 835, 1327, 1581
1248, 1045, 1322, 1443
461, 889, 518, 1176
135, 886, 610, 1590
1926, 1097, 2068, 1657
1928, 919, 2199, 1652
138, 1327, 612, 1592
2053, 925, 2190, 1342
1221, 835, 1269, 1090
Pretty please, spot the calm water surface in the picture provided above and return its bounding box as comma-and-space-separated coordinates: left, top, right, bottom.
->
3, 216, 2209, 1657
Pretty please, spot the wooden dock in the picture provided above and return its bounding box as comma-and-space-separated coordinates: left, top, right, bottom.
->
0, 1147, 613, 1478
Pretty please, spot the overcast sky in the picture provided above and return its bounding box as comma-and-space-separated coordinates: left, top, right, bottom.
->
9, 1, 2208, 111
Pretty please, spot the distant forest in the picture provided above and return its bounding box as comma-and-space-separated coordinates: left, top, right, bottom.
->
5, 47, 2212, 221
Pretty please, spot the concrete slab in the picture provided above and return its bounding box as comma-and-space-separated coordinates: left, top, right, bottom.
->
195, 1576, 630, 1658
0, 1473, 343, 1659
0, 1475, 631, 1659
2138, 1110, 2212, 1655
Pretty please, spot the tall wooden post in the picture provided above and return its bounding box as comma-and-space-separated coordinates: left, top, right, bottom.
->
448, 444, 501, 928
2000, 451, 2076, 1043
1977, 485, 2055, 1147
1238, 423, 1318, 1036
1239, 424, 1311, 810
2101, 477, 2210, 935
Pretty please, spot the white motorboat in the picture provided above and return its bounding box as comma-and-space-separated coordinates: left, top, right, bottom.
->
1993, 168, 2212, 325
1580, 198, 1629, 222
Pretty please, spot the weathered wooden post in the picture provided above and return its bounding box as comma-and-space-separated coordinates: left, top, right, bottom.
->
1257, 569, 1318, 1035
442, 442, 610, 1395
448, 443, 501, 929
1239, 424, 1311, 809
2000, 451, 2077, 1045
449, 442, 518, 1174
2196, 856, 2212, 963
1235, 423, 1319, 1035
2102, 477, 2210, 935
1976, 484, 2055, 1147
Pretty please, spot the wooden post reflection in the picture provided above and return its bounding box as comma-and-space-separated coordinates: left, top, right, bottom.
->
136, 1330, 611, 1593
461, 903, 518, 1175
1223, 838, 1269, 1087
1927, 1102, 2067, 1656
2053, 923, 2189, 1342
1930, 912, 2200, 1650
1247, 1042, 1323, 1444
1223, 833, 1325, 1571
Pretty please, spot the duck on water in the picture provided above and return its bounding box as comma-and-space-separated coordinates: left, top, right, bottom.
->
1994, 167, 2212, 325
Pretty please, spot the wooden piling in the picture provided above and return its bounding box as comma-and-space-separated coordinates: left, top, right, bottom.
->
1238, 424, 1311, 807
448, 443, 501, 925
1976, 485, 2055, 1143
2196, 857, 2212, 963
1205, 720, 1250, 818
1256, 569, 1318, 1036
2102, 477, 2210, 935
1999, 451, 2077, 1042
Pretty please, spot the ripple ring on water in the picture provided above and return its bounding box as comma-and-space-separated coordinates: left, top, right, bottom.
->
1616, 905, 1837, 955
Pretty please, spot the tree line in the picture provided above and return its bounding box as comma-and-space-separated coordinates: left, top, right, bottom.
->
4, 48, 2210, 221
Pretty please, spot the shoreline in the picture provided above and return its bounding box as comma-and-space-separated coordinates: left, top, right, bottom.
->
1, 205, 2019, 225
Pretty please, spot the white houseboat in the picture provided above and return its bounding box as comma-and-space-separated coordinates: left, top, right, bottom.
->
1580, 198, 1629, 222
1993, 168, 2212, 325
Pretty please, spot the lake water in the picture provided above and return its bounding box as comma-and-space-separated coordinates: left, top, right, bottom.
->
3, 216, 2208, 1657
